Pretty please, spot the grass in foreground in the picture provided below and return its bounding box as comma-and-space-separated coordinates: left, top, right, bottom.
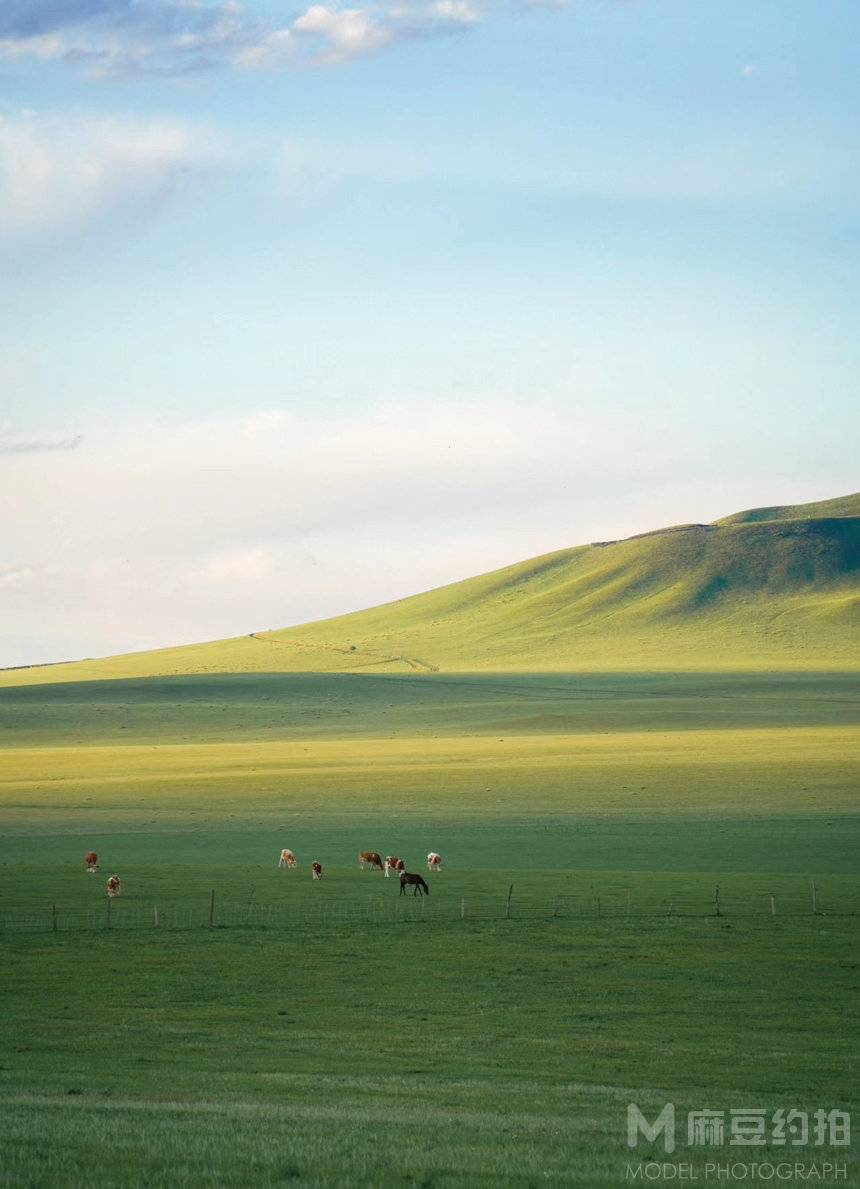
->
1, 916, 857, 1187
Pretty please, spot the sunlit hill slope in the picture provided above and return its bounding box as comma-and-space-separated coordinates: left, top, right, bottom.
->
4, 493, 858, 684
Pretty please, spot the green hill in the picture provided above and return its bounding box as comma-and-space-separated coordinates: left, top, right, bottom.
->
4, 493, 858, 684
713, 491, 860, 526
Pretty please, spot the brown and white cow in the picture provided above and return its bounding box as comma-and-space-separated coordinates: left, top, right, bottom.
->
278, 849, 297, 868
106, 875, 122, 897
311, 861, 323, 880
359, 851, 384, 871
427, 852, 442, 871
85, 851, 99, 872
384, 856, 405, 878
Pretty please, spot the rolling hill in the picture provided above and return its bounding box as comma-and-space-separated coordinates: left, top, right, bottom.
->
4, 493, 858, 684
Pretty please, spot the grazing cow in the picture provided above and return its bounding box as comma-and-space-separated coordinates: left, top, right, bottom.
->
400, 872, 429, 896
311, 861, 323, 880
85, 851, 99, 872
359, 851, 384, 871
427, 852, 442, 871
278, 849, 297, 868
384, 856, 405, 878
106, 875, 122, 898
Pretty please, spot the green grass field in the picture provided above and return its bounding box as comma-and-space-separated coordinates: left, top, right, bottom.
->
3, 916, 856, 1187
2, 496, 858, 1185
1, 669, 858, 1186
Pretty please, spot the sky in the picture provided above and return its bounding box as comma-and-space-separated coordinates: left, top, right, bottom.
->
1, 0, 858, 667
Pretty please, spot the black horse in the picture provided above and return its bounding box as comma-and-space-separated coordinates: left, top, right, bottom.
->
399, 871, 429, 896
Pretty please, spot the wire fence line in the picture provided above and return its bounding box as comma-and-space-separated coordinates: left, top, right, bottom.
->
2, 881, 857, 935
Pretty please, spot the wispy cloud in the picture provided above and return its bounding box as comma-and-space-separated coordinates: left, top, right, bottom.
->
429, 0, 481, 25
0, 0, 252, 76
0, 564, 38, 588
0, 0, 494, 75
0, 430, 84, 454
0, 111, 222, 243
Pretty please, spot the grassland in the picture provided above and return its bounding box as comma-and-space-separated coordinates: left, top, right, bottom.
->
1, 667, 858, 1185
2, 916, 856, 1188
1, 495, 858, 1185
1, 672, 858, 875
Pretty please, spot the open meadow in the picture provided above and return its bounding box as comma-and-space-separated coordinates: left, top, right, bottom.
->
1, 669, 858, 1185
3, 0, 859, 1170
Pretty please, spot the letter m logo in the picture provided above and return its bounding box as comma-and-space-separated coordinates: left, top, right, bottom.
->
627, 1103, 676, 1153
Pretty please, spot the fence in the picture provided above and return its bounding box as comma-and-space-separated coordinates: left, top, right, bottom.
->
2, 879, 856, 935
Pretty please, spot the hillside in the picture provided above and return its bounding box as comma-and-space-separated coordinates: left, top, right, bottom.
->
4, 494, 858, 684
713, 492, 860, 526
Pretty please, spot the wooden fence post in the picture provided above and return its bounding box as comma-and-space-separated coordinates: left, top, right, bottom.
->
244, 888, 256, 927
460, 898, 466, 920
811, 881, 818, 915
209, 889, 215, 928
770, 895, 777, 916
52, 904, 58, 932
154, 905, 159, 928
714, 886, 721, 917
505, 884, 513, 919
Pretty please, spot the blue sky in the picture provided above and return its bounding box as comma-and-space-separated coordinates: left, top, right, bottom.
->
1, 1, 858, 664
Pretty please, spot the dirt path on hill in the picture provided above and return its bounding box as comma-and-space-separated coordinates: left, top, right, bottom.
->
248, 633, 438, 672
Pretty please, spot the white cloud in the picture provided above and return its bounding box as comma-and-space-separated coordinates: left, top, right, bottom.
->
0, 33, 65, 60
292, 6, 392, 63
0, 565, 37, 589
189, 546, 285, 587
0, 111, 222, 243
234, 27, 294, 70
239, 0, 483, 70
0, 0, 495, 75
429, 0, 480, 26
241, 411, 294, 439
